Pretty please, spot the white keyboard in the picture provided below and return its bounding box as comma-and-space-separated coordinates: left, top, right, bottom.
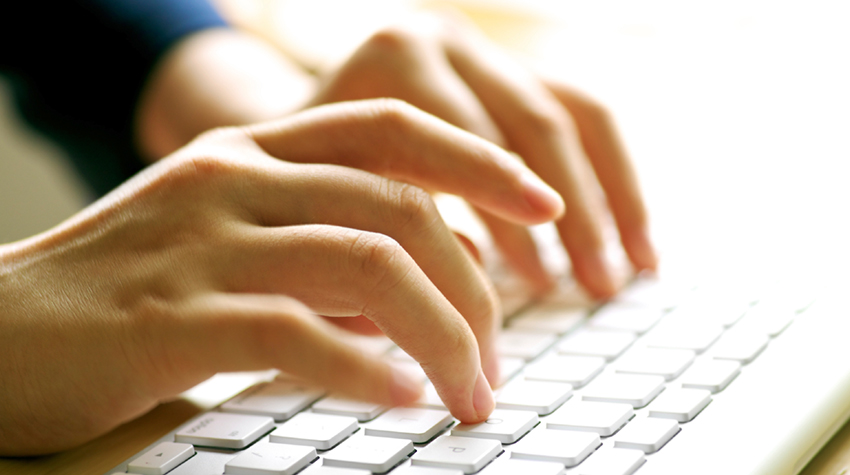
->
106, 277, 816, 475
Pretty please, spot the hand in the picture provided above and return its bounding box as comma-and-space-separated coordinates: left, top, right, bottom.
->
309, 15, 658, 298
0, 100, 563, 455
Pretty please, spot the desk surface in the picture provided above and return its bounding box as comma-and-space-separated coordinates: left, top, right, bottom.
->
2, 1, 849, 474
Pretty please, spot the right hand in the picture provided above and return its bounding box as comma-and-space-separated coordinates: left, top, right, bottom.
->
0, 99, 563, 455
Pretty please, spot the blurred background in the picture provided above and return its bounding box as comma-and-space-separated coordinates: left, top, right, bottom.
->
2, 0, 849, 284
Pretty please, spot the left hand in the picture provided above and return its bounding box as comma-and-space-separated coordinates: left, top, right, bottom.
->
308, 14, 658, 298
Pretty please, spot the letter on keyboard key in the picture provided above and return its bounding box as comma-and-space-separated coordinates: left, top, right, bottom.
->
511, 428, 600, 466
546, 401, 633, 436
270, 412, 359, 449
322, 435, 413, 473
557, 329, 636, 361
581, 374, 665, 408
614, 349, 695, 381
312, 396, 386, 422
589, 304, 664, 334
483, 458, 566, 475
524, 354, 606, 388
574, 448, 645, 475
680, 360, 741, 393
496, 379, 572, 415
365, 408, 454, 443
613, 417, 680, 453
128, 441, 194, 475
411, 436, 501, 474
175, 412, 274, 449
224, 442, 316, 475
647, 388, 711, 422
497, 329, 557, 360
452, 409, 538, 443
221, 381, 324, 421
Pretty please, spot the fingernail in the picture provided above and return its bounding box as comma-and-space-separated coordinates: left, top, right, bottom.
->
389, 365, 423, 406
472, 370, 495, 420
519, 172, 565, 218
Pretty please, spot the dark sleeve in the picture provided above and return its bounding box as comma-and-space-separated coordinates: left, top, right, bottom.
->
0, 0, 228, 197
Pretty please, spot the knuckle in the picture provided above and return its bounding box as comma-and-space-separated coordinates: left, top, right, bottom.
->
364, 26, 423, 53
346, 231, 409, 294
383, 182, 441, 235
517, 105, 569, 137
368, 98, 421, 132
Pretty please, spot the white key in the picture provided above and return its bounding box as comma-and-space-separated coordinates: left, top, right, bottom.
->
614, 349, 695, 381
710, 332, 769, 364
546, 401, 633, 436
509, 304, 586, 334
738, 300, 796, 337
664, 296, 750, 328
645, 322, 723, 354
613, 417, 680, 453
270, 412, 358, 450
365, 408, 453, 443
312, 396, 386, 422
128, 442, 194, 475
224, 442, 316, 475
680, 360, 741, 393
511, 428, 600, 466
647, 388, 711, 422
483, 458, 566, 475
496, 379, 572, 415
582, 374, 665, 408
411, 436, 501, 474
391, 466, 464, 475
558, 329, 636, 361
523, 355, 606, 388
322, 435, 413, 473
451, 409, 538, 443
615, 278, 690, 309
417, 383, 446, 410
497, 329, 557, 361
498, 356, 526, 387
175, 412, 274, 449
574, 448, 645, 475
300, 465, 371, 475
589, 304, 664, 334
221, 381, 324, 421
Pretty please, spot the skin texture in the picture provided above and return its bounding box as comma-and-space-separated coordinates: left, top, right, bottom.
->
0, 100, 563, 455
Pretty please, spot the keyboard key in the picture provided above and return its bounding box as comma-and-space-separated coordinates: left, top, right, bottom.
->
613, 417, 679, 453
736, 301, 795, 337
322, 435, 413, 473
391, 466, 463, 475
523, 355, 606, 388
175, 412, 274, 449
574, 448, 645, 475
546, 401, 633, 436
497, 329, 557, 361
498, 356, 526, 387
300, 465, 371, 475
270, 412, 359, 450
128, 442, 194, 475
312, 396, 386, 422
417, 383, 447, 410
510, 428, 600, 466
645, 322, 723, 354
647, 388, 712, 422
411, 436, 501, 474
221, 381, 324, 421
664, 296, 750, 328
509, 304, 586, 334
614, 349, 695, 381
615, 277, 691, 309
589, 304, 664, 334
582, 374, 665, 408
557, 329, 636, 361
680, 360, 741, 393
496, 379, 572, 415
710, 331, 769, 364
482, 458, 566, 475
365, 408, 453, 443
451, 409, 538, 443
224, 442, 316, 475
